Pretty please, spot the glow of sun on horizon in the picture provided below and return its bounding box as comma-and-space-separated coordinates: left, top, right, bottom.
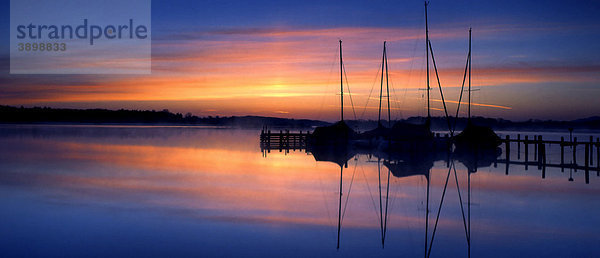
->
2, 25, 598, 120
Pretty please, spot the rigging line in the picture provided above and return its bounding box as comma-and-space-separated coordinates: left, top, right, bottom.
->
341, 159, 358, 222
384, 43, 403, 121
318, 44, 340, 121
383, 163, 392, 246
343, 61, 358, 120
388, 71, 401, 120
378, 43, 385, 124
388, 62, 404, 121
317, 165, 335, 230
384, 44, 392, 127
427, 162, 454, 258
361, 162, 381, 220
386, 165, 405, 217
453, 52, 471, 132
402, 32, 422, 112
453, 163, 470, 244
428, 40, 453, 136
378, 159, 384, 240
360, 60, 382, 120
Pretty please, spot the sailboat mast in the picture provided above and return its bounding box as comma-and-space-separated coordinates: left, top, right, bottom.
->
340, 40, 344, 122
385, 42, 391, 127
468, 28, 472, 121
425, 1, 430, 124
379, 42, 385, 125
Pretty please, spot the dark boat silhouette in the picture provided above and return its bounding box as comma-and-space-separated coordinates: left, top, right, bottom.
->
454, 122, 501, 149
359, 123, 390, 141
389, 120, 433, 141
382, 150, 436, 180
310, 120, 357, 145
453, 141, 502, 172
307, 141, 356, 168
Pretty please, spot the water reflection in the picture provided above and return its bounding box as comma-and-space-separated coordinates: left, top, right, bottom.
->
0, 125, 599, 257
283, 141, 492, 257
261, 130, 600, 257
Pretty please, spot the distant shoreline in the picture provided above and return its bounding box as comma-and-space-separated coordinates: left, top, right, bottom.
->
1, 105, 599, 132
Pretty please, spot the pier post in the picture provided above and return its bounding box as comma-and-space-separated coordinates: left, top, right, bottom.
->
505, 135, 510, 161
573, 137, 577, 167
590, 136, 594, 166
267, 130, 271, 149
585, 140, 590, 184
537, 135, 543, 170
585, 169, 590, 184
541, 141, 546, 178
524, 135, 529, 170
540, 135, 545, 163
561, 137, 565, 172
533, 135, 538, 160
542, 162, 546, 179
279, 130, 283, 152
585, 141, 589, 168
517, 134, 521, 160
541, 140, 546, 178
597, 138, 599, 174
505, 135, 510, 175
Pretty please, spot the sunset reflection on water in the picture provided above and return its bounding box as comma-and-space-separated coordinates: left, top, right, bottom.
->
0, 125, 598, 257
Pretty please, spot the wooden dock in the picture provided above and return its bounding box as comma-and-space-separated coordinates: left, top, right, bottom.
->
500, 134, 600, 171
260, 130, 600, 179
260, 129, 310, 154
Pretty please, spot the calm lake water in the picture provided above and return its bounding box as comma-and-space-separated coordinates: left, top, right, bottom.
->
0, 125, 599, 257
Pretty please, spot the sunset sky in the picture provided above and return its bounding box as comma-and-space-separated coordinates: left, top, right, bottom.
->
1, 0, 599, 121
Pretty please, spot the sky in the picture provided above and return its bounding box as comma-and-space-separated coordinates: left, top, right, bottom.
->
1, 0, 599, 121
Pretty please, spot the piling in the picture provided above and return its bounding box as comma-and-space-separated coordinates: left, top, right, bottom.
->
540, 136, 544, 161
560, 137, 565, 172
537, 136, 543, 170
541, 142, 546, 179
590, 136, 594, 166
585, 141, 590, 168
542, 143, 546, 178
505, 136, 510, 175
597, 138, 599, 174
585, 169, 590, 184
517, 134, 521, 160
533, 135, 538, 160
505, 135, 510, 161
524, 135, 529, 169
573, 137, 577, 166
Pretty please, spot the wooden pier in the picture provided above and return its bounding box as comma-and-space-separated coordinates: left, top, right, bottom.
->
497, 134, 600, 184
260, 128, 310, 154
260, 130, 600, 182
499, 134, 600, 170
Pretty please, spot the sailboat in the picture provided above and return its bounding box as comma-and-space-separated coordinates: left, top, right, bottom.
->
358, 41, 392, 142
309, 40, 357, 145
387, 2, 435, 145
453, 29, 501, 149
